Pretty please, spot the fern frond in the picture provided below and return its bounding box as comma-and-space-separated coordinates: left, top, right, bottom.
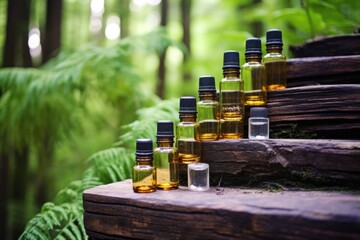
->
116, 98, 179, 147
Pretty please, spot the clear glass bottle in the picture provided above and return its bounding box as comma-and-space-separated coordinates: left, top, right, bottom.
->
188, 162, 209, 192
176, 96, 201, 164
219, 50, 244, 139
154, 120, 179, 190
248, 107, 269, 139
264, 29, 287, 91
242, 38, 266, 106
197, 75, 220, 141
132, 139, 156, 193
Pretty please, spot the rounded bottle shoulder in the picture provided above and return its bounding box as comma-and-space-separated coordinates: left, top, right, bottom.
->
242, 62, 265, 69
264, 53, 286, 60
154, 147, 178, 153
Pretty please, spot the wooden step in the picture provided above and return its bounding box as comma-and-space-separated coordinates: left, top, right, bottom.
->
199, 139, 360, 187
83, 180, 360, 240
266, 84, 360, 139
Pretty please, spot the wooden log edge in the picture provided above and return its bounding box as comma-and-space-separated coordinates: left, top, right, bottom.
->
200, 139, 360, 187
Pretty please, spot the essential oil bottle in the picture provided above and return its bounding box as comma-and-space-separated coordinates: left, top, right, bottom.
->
242, 38, 266, 106
197, 75, 220, 141
176, 96, 201, 164
264, 29, 287, 91
132, 139, 156, 193
153, 120, 179, 190
248, 107, 269, 139
219, 50, 244, 139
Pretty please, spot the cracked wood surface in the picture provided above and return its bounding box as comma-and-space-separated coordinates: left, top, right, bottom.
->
83, 180, 360, 240
200, 139, 360, 186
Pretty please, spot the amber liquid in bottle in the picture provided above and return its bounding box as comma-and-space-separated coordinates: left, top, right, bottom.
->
197, 76, 220, 141
133, 139, 156, 193
264, 29, 287, 90
220, 71, 244, 139
154, 143, 179, 190
133, 158, 156, 193
243, 57, 266, 106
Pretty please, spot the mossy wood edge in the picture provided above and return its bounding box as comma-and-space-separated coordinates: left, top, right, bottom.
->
83, 180, 360, 240
267, 84, 360, 139
199, 139, 360, 187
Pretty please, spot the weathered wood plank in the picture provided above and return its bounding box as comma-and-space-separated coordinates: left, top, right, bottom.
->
286, 55, 360, 87
200, 139, 360, 186
83, 180, 360, 240
289, 34, 360, 57
267, 84, 360, 139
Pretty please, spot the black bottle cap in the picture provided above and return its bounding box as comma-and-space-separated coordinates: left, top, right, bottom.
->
250, 107, 268, 118
245, 38, 262, 55
136, 139, 153, 156
266, 29, 283, 46
223, 50, 240, 69
199, 75, 216, 93
156, 120, 174, 138
179, 96, 197, 114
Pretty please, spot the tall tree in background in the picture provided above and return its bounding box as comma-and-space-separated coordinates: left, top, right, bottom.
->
42, 0, 63, 63
1, 0, 32, 239
119, 0, 130, 39
181, 0, 191, 82
2, 0, 32, 67
156, 0, 168, 98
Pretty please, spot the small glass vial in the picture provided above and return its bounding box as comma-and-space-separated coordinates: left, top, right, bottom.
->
176, 96, 201, 164
132, 139, 156, 193
197, 75, 220, 141
219, 50, 245, 139
248, 107, 269, 140
264, 29, 287, 91
242, 38, 266, 106
154, 120, 179, 190
188, 163, 209, 192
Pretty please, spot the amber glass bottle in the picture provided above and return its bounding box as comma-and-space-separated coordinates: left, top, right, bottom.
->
242, 38, 266, 106
197, 75, 220, 141
132, 139, 156, 193
264, 29, 287, 91
154, 120, 179, 190
219, 50, 244, 139
176, 96, 201, 164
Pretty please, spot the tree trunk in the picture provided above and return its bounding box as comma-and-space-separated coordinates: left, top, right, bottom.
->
181, 0, 191, 82
119, 0, 130, 39
156, 0, 168, 99
42, 0, 63, 63
2, 0, 32, 67
0, 149, 9, 239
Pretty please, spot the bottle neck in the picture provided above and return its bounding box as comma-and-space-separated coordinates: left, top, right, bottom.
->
136, 155, 153, 164
157, 138, 174, 147
266, 44, 283, 54
245, 53, 262, 63
179, 113, 197, 122
199, 92, 216, 101
223, 67, 240, 78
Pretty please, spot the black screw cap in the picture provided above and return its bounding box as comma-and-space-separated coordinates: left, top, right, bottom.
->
199, 75, 216, 93
136, 139, 153, 156
156, 120, 174, 138
179, 96, 197, 114
223, 50, 240, 69
266, 29, 283, 46
245, 38, 262, 55
250, 107, 268, 118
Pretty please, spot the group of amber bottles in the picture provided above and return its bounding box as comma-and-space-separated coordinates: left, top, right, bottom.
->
132, 29, 286, 193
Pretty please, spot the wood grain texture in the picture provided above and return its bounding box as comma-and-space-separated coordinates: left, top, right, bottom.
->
289, 34, 360, 57
286, 55, 360, 87
267, 85, 360, 139
83, 180, 360, 240
200, 139, 360, 186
